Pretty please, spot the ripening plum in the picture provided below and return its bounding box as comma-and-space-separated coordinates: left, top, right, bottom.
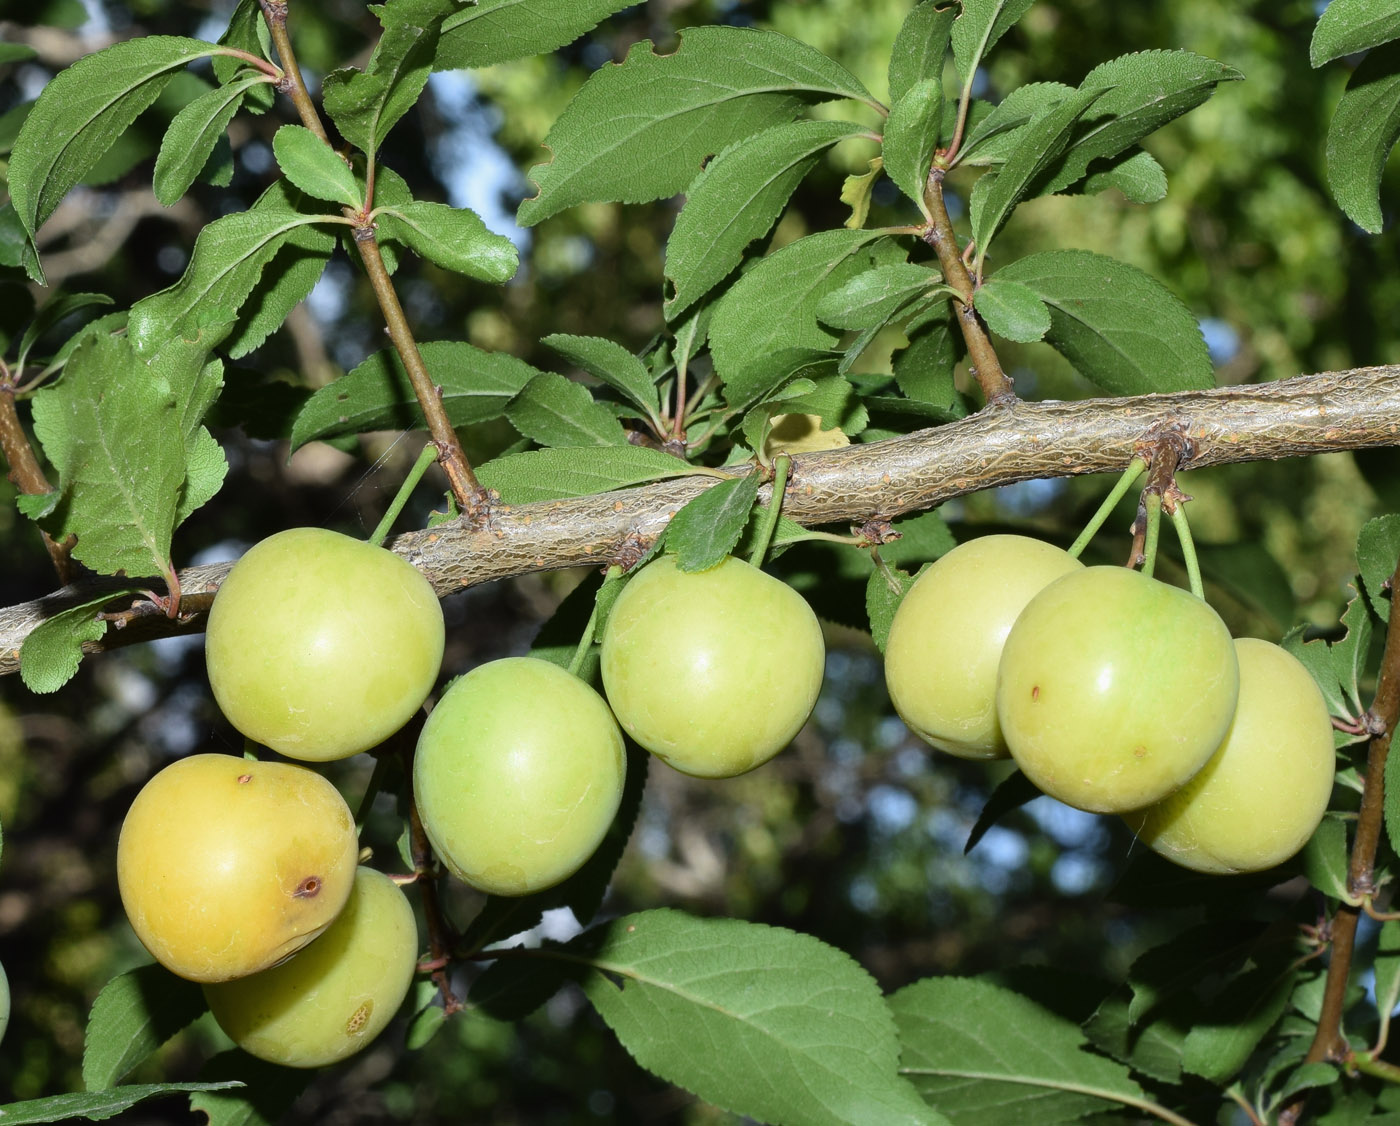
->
996, 566, 1239, 813
204, 867, 418, 1068
414, 657, 626, 897
205, 527, 445, 761
117, 754, 359, 982
884, 535, 1083, 759
600, 553, 825, 778
1122, 638, 1336, 873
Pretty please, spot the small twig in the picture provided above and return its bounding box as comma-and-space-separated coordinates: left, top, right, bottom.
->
921, 170, 1016, 404
0, 363, 76, 584
399, 740, 463, 1016
1284, 548, 1400, 1123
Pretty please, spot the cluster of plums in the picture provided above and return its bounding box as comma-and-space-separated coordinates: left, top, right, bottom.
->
884, 535, 1337, 875
117, 528, 824, 1066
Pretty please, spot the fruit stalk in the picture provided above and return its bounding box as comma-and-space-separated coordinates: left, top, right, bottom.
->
1067, 457, 1146, 559
749, 454, 792, 567
369, 443, 440, 548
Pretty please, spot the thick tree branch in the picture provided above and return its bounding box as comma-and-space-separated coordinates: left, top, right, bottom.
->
1, 366, 1398, 677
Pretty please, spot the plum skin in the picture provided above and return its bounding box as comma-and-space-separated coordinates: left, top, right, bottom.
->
205, 527, 445, 762
414, 657, 626, 897
204, 867, 418, 1068
884, 535, 1083, 759
117, 753, 359, 983
600, 554, 825, 779
1122, 638, 1336, 873
996, 566, 1240, 814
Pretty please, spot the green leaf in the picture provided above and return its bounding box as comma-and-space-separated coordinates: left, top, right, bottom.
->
14, 291, 114, 373
664, 120, 864, 320
189, 1051, 309, 1126
82, 964, 207, 1090
970, 86, 1109, 255
1302, 815, 1351, 901
1080, 148, 1167, 203
1281, 625, 1354, 722
1312, 0, 1400, 68
881, 510, 957, 567
153, 76, 264, 206
993, 249, 1214, 394
958, 82, 1075, 166
841, 157, 883, 229
1358, 514, 1400, 623
1331, 586, 1374, 717
214, 1, 275, 115
1374, 921, 1400, 1045
376, 201, 518, 282
1041, 51, 1242, 197
817, 263, 944, 330
0, 1084, 241, 1125
1181, 964, 1296, 1082
322, 0, 446, 156
883, 78, 943, 215
518, 27, 873, 225
963, 769, 1040, 855
951, 0, 1035, 83
722, 349, 840, 416
26, 329, 225, 584
8, 36, 218, 279
571, 910, 940, 1126
127, 196, 334, 354
543, 333, 660, 420
271, 125, 361, 208
223, 196, 337, 360
506, 372, 630, 447
19, 593, 140, 694
437, 0, 635, 70
290, 340, 541, 450
1326, 42, 1400, 233
477, 446, 706, 503
889, 2, 956, 104
1124, 920, 1271, 1025
1082, 992, 1185, 1085
893, 976, 1155, 1125
866, 564, 918, 653
669, 476, 762, 573
893, 318, 963, 412
0, 43, 38, 66
975, 277, 1050, 342
710, 229, 905, 384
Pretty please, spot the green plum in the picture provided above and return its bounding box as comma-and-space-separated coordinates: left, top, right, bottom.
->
204, 867, 418, 1067
206, 527, 445, 762
414, 657, 626, 897
1123, 638, 1336, 873
996, 566, 1239, 814
117, 754, 359, 982
600, 553, 825, 778
884, 535, 1083, 759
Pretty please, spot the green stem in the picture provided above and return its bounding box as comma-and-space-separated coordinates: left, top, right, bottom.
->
567, 566, 622, 678
1352, 1051, 1400, 1084
368, 444, 439, 548
1169, 502, 1204, 599
748, 455, 792, 568
1139, 493, 1163, 580
1067, 458, 1147, 559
